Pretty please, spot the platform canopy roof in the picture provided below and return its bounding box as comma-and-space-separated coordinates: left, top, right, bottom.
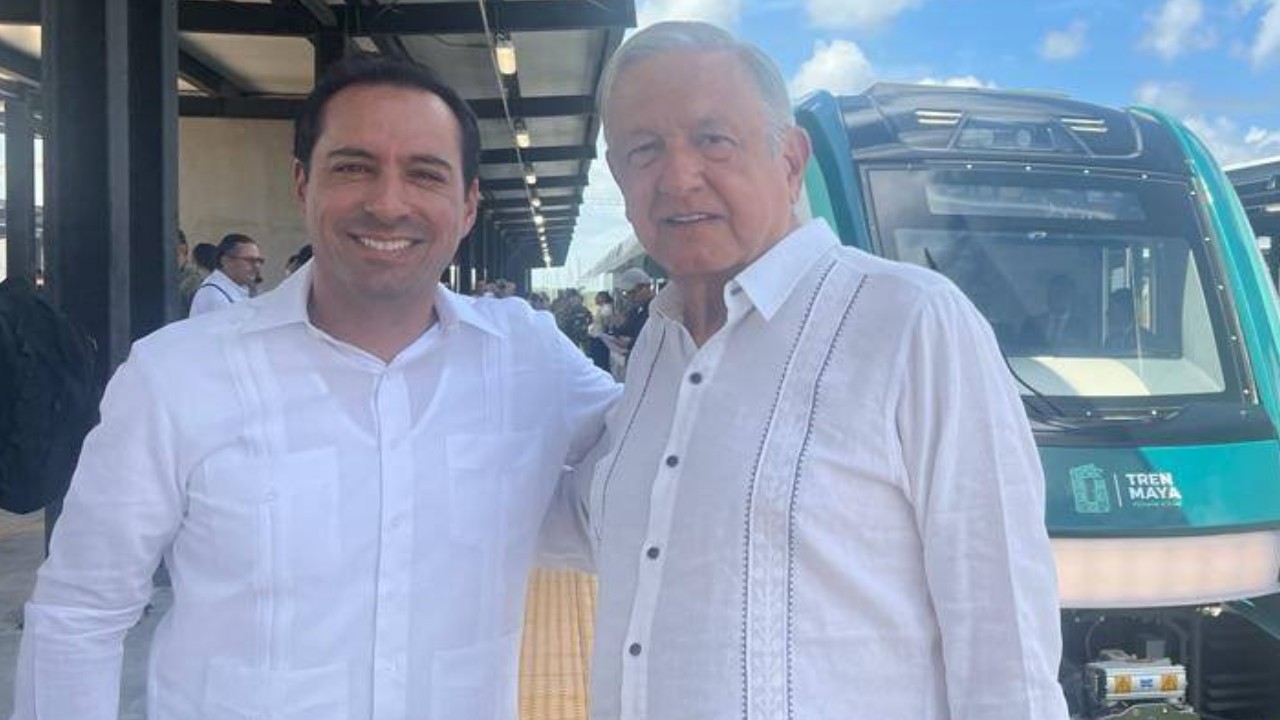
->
0, 0, 635, 269
1227, 156, 1280, 239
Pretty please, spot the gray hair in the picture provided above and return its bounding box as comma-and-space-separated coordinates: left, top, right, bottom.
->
598, 21, 795, 140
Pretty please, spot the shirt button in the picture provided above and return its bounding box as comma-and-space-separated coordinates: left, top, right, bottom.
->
646, 546, 660, 560
629, 643, 643, 656
689, 372, 703, 385
665, 455, 679, 468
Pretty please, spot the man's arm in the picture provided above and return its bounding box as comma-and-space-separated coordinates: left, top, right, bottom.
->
536, 317, 621, 572
11, 347, 185, 720
894, 284, 1069, 720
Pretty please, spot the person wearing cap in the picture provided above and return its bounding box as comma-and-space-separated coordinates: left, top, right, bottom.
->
580, 20, 1069, 720
613, 266, 655, 353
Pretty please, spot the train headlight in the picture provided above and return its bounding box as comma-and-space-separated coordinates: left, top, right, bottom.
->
1053, 531, 1280, 608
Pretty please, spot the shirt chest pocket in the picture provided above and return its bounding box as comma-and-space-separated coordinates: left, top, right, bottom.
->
445, 431, 548, 545
194, 448, 341, 582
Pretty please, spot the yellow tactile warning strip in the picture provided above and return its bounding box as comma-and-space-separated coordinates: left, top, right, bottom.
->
519, 569, 596, 720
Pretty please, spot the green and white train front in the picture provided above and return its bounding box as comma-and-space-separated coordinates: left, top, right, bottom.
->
797, 84, 1280, 720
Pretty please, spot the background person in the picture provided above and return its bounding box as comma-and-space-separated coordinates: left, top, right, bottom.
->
175, 230, 204, 317
188, 233, 262, 317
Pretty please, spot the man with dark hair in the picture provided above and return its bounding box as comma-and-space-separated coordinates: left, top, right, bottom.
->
188, 232, 262, 316
12, 54, 618, 719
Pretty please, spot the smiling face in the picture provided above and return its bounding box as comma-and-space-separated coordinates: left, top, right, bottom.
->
604, 50, 810, 285
294, 83, 478, 318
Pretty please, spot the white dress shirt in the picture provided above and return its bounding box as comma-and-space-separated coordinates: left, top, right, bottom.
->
188, 268, 251, 317
12, 264, 619, 720
586, 220, 1069, 720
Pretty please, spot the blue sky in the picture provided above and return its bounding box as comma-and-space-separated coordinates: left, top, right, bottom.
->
565, 0, 1280, 274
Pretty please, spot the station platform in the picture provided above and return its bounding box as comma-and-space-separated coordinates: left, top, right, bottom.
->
0, 509, 596, 719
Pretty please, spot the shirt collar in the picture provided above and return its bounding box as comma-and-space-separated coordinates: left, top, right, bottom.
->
240, 261, 504, 338
653, 218, 838, 324
209, 269, 251, 298
731, 218, 839, 321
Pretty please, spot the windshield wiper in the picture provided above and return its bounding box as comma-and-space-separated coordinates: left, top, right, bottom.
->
999, 354, 1088, 431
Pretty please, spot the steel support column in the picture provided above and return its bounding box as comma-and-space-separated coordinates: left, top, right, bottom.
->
4, 97, 37, 282
42, 0, 118, 371
120, 0, 180, 335
44, 0, 179, 372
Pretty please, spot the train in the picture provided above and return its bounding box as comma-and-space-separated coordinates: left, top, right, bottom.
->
796, 84, 1280, 720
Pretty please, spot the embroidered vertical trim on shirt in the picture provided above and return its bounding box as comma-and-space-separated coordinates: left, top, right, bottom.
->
595, 324, 669, 543
223, 331, 276, 670
739, 256, 860, 720
785, 273, 867, 718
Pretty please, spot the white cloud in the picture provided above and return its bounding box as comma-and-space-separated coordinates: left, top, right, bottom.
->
569, 135, 632, 269
1040, 20, 1089, 61
636, 0, 742, 28
1182, 115, 1280, 165
915, 75, 997, 89
804, 0, 923, 30
1133, 80, 1197, 115
1141, 0, 1216, 60
1130, 81, 1280, 165
789, 39, 876, 98
1245, 127, 1280, 148
1250, 0, 1280, 66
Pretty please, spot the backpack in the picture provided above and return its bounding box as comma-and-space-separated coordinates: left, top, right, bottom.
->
0, 277, 102, 514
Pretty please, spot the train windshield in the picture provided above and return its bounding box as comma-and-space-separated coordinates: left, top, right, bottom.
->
865, 166, 1245, 407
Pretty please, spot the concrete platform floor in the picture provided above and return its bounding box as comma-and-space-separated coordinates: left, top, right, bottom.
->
0, 509, 595, 719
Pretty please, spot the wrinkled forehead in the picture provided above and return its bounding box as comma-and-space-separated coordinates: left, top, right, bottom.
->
603, 50, 757, 127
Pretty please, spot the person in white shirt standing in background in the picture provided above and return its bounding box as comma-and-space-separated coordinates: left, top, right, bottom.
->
188, 232, 262, 317
11, 54, 618, 720
583, 21, 1070, 720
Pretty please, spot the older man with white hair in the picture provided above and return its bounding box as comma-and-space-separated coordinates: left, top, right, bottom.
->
582, 21, 1071, 720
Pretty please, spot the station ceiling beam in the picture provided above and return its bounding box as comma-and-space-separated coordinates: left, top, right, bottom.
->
177, 94, 596, 121
175, 1, 635, 36
480, 145, 595, 164
178, 46, 243, 97
470, 95, 596, 119
484, 195, 581, 209
491, 206, 578, 219
481, 175, 587, 192
0, 40, 39, 86
0, 0, 38, 25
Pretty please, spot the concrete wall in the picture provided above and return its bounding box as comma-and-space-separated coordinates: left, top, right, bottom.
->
178, 118, 308, 290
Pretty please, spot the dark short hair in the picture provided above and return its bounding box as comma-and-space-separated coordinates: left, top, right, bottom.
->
216, 233, 257, 269
192, 243, 218, 272
294, 53, 481, 186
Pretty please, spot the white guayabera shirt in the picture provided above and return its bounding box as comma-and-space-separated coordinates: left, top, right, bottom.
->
189, 268, 251, 317
11, 265, 619, 720
585, 220, 1071, 720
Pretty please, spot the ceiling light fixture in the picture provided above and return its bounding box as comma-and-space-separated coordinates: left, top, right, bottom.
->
514, 119, 531, 149
495, 34, 518, 76
524, 165, 537, 185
